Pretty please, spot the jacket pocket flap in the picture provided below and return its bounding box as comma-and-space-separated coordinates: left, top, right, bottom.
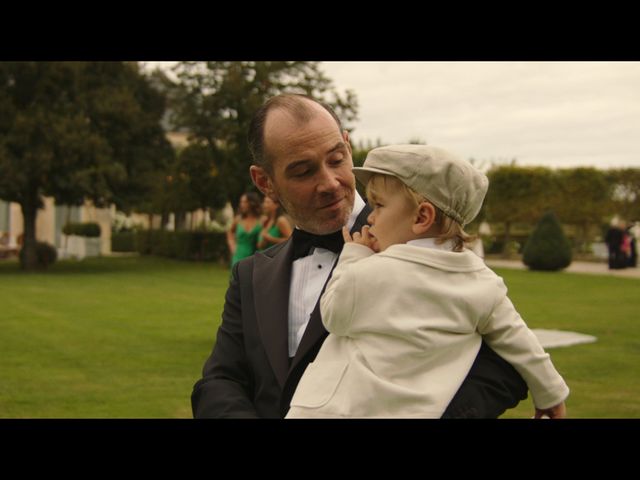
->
289, 360, 349, 409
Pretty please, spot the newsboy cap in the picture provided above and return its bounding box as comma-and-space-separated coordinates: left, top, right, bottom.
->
352, 144, 489, 226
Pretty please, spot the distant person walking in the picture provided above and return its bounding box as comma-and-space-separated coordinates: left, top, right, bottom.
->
624, 223, 637, 268
605, 220, 626, 270
227, 192, 262, 267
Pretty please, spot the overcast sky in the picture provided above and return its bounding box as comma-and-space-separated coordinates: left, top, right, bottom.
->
146, 61, 640, 171
320, 62, 640, 170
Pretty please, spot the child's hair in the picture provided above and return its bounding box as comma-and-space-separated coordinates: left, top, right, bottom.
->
366, 174, 475, 252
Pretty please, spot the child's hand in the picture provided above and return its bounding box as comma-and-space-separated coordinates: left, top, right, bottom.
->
534, 401, 566, 419
343, 226, 378, 252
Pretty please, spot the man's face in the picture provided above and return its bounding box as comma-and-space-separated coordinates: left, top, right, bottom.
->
252, 105, 356, 235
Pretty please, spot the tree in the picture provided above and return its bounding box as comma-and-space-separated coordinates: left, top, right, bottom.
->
607, 168, 640, 223
166, 143, 228, 230
484, 165, 556, 256
0, 62, 172, 270
522, 211, 572, 271
86, 62, 175, 215
163, 61, 359, 207
553, 168, 611, 252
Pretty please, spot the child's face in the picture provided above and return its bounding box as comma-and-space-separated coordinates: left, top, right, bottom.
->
366, 182, 418, 252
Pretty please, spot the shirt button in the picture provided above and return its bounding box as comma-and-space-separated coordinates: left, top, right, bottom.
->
317, 265, 322, 269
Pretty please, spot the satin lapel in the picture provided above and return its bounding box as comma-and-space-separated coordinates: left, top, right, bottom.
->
253, 240, 294, 388
290, 204, 373, 372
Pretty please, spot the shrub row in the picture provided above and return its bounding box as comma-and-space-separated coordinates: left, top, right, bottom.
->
63, 222, 101, 237
111, 231, 136, 252
19, 242, 57, 268
132, 230, 229, 263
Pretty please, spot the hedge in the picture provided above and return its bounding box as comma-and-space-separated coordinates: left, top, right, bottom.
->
134, 230, 229, 263
19, 242, 57, 268
111, 231, 136, 252
62, 222, 101, 237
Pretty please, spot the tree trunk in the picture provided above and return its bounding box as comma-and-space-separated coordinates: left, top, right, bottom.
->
581, 223, 589, 254
63, 205, 71, 251
502, 221, 512, 258
20, 201, 39, 270
161, 210, 170, 230
175, 211, 186, 231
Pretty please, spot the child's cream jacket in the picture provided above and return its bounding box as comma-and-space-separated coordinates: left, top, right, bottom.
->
286, 242, 569, 418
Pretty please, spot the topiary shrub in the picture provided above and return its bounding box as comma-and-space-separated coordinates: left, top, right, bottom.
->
19, 242, 58, 269
111, 231, 136, 252
62, 222, 101, 237
134, 230, 228, 263
522, 211, 572, 271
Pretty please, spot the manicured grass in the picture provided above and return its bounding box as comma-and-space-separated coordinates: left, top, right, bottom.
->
1, 256, 638, 418
495, 268, 640, 418
0, 256, 228, 418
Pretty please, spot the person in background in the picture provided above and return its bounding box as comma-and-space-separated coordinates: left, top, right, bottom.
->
622, 222, 637, 268
628, 222, 639, 268
227, 192, 262, 267
605, 220, 626, 270
257, 196, 292, 251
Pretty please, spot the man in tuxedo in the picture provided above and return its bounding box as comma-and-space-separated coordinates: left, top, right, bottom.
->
191, 93, 527, 418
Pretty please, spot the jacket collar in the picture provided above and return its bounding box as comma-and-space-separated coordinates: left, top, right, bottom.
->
253, 203, 373, 388
290, 203, 372, 373
253, 240, 293, 388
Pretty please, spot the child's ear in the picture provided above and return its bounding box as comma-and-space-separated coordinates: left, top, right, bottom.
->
413, 201, 436, 235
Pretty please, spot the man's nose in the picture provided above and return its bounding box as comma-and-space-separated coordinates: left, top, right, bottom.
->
316, 165, 340, 193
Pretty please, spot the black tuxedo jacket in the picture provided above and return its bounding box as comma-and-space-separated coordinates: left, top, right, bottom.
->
191, 205, 527, 418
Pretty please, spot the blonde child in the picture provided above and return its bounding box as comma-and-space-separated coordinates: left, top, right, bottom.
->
286, 144, 569, 418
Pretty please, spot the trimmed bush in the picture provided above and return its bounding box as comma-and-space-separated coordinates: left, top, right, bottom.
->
111, 231, 136, 252
19, 242, 58, 268
134, 230, 229, 263
63, 222, 101, 237
522, 211, 572, 271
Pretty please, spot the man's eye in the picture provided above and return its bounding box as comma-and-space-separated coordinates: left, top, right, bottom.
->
329, 155, 344, 165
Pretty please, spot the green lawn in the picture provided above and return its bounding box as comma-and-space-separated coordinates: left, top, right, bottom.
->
0, 256, 228, 418
497, 268, 640, 418
1, 256, 638, 418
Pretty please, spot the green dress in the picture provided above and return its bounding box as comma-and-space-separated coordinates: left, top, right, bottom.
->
258, 224, 282, 251
231, 221, 261, 267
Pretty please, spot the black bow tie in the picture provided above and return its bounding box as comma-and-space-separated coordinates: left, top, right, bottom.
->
291, 228, 345, 260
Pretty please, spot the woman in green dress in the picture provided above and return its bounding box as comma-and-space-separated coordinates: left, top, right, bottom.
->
257, 196, 292, 251
227, 192, 262, 267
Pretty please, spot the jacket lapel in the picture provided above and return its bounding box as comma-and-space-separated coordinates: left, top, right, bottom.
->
290, 204, 372, 372
253, 240, 294, 388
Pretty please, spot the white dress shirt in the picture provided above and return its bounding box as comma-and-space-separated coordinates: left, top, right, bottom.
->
288, 193, 366, 357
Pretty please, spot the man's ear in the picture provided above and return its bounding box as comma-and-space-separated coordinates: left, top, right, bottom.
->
413, 201, 436, 235
343, 130, 353, 155
250, 166, 278, 201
